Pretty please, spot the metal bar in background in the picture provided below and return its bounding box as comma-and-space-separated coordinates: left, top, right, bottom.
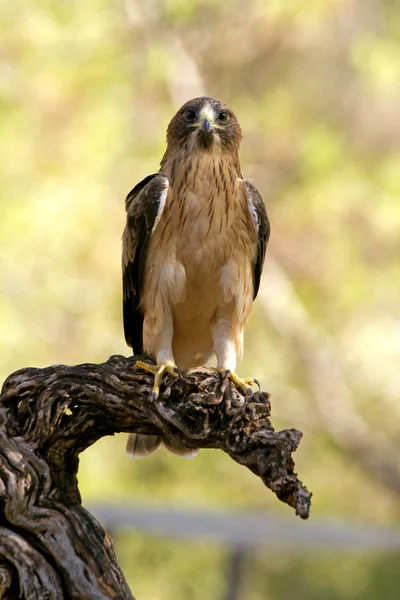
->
224, 546, 248, 600
88, 503, 400, 551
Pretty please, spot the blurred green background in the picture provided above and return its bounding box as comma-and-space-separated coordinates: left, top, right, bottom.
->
1, 0, 399, 598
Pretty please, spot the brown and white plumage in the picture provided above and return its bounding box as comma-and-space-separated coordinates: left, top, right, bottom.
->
122, 97, 270, 458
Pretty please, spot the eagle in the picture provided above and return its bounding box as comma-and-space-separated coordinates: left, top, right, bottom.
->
122, 96, 270, 458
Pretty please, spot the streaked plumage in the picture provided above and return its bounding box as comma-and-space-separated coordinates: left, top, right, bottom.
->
122, 97, 270, 458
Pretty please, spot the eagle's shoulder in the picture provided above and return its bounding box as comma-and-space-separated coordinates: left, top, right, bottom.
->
241, 179, 270, 299
123, 173, 169, 263
125, 172, 169, 224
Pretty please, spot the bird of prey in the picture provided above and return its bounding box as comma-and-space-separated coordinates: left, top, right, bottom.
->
122, 96, 270, 458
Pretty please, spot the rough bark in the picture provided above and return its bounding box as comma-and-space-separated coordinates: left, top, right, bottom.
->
0, 354, 311, 599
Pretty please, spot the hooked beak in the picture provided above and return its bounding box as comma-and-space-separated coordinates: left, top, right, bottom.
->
199, 108, 214, 134
201, 116, 212, 134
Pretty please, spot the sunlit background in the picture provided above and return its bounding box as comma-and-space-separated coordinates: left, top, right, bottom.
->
1, 0, 399, 598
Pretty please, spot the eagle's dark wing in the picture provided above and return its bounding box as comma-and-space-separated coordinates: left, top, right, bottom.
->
122, 173, 169, 354
244, 180, 270, 299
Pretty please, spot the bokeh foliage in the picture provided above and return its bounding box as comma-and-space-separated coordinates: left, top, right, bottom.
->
0, 0, 399, 598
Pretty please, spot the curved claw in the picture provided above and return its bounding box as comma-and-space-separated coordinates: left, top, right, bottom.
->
173, 366, 183, 380
218, 369, 259, 397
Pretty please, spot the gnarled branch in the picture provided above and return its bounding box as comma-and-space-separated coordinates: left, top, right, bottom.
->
0, 355, 311, 599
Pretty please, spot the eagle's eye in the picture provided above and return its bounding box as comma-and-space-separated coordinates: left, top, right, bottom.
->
183, 109, 197, 123
217, 110, 230, 124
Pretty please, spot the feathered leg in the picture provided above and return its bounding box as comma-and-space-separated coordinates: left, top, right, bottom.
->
212, 314, 258, 395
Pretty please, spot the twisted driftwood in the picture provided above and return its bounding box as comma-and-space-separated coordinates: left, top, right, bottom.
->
0, 354, 311, 599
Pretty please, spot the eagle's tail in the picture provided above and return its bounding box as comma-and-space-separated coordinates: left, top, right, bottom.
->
126, 433, 199, 459
126, 433, 162, 459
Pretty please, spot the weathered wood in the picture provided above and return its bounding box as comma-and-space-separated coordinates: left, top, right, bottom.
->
0, 355, 311, 599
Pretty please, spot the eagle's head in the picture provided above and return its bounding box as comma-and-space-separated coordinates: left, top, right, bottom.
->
166, 96, 242, 153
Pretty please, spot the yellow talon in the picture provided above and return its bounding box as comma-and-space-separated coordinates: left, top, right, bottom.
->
218, 368, 260, 396
134, 360, 181, 400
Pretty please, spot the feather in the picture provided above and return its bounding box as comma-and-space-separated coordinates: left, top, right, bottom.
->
122, 174, 169, 353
